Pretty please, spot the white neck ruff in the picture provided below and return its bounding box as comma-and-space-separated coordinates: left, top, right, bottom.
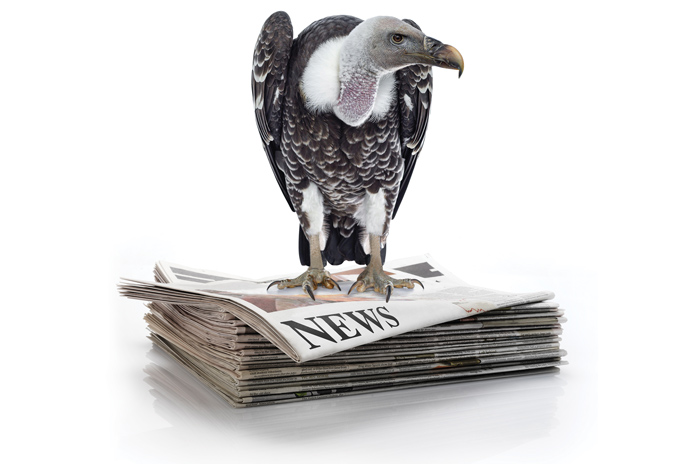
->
300, 37, 396, 127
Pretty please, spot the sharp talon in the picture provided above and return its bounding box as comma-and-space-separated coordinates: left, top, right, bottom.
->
330, 278, 341, 291
385, 285, 392, 303
303, 283, 315, 301
412, 279, 424, 290
348, 281, 361, 295
267, 280, 281, 291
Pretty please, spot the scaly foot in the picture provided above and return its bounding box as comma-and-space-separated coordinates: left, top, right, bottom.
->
267, 268, 341, 301
347, 267, 423, 302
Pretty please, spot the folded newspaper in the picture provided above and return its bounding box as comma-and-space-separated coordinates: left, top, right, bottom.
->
120, 255, 567, 406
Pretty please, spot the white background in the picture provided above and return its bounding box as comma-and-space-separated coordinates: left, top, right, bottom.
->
2, 1, 698, 462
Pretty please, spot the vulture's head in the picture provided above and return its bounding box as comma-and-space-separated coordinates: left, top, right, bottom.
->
341, 16, 464, 77
326, 16, 463, 126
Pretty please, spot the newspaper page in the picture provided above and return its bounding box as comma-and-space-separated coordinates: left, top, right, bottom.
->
151, 333, 564, 407
120, 255, 554, 363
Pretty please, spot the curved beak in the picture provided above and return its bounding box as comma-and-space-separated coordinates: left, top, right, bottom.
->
430, 43, 464, 77
407, 36, 464, 78
425, 36, 464, 77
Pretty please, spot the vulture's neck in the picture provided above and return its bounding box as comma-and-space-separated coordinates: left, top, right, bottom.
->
301, 37, 395, 127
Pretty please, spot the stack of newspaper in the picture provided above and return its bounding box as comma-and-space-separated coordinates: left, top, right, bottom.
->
120, 255, 567, 407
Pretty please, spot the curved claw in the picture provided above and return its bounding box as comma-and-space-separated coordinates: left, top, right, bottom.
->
347, 280, 361, 295
329, 278, 342, 292
303, 283, 316, 301
411, 279, 424, 290
385, 284, 393, 303
267, 280, 282, 291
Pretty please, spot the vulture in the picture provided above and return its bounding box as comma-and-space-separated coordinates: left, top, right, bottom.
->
252, 12, 463, 301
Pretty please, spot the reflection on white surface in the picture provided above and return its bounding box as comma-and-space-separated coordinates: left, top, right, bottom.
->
129, 346, 568, 463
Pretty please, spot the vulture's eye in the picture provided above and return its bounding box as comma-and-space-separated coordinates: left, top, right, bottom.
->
391, 34, 404, 44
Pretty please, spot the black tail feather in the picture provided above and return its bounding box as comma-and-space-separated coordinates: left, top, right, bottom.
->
298, 226, 385, 267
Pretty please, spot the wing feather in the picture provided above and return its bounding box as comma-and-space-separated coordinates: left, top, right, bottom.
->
252, 11, 295, 210
392, 19, 433, 219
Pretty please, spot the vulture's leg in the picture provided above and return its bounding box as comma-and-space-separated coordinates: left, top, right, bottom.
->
266, 235, 340, 300
348, 235, 423, 302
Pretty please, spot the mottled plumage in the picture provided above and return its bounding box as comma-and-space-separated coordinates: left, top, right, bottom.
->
253, 12, 463, 299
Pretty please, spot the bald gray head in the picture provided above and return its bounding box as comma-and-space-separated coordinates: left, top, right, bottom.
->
340, 16, 464, 76
334, 16, 463, 126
